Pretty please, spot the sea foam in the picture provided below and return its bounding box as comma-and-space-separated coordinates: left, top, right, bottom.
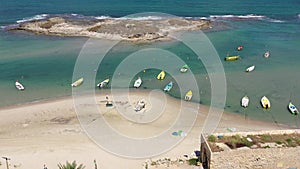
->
16, 14, 48, 23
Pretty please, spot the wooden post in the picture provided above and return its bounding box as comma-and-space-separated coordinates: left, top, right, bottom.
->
2, 157, 10, 169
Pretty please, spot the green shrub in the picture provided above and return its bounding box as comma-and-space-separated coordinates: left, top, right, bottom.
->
208, 135, 217, 142
261, 134, 272, 142
286, 138, 292, 143
188, 158, 198, 165
58, 161, 85, 169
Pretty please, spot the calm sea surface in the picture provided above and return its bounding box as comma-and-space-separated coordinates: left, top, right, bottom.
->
0, 0, 300, 126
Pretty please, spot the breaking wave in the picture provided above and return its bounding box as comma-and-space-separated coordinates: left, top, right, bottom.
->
209, 14, 285, 23
16, 14, 49, 23
13, 13, 287, 25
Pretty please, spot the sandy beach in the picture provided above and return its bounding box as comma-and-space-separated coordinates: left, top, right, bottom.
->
0, 89, 291, 169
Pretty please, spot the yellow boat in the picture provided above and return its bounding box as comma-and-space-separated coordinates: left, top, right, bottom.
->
225, 55, 239, 61
261, 96, 271, 109
157, 70, 166, 80
184, 90, 193, 101
71, 77, 83, 87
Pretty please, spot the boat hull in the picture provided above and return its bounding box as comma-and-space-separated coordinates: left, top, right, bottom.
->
134, 78, 142, 88
157, 71, 166, 80
164, 82, 173, 92
246, 65, 255, 72
288, 102, 299, 115
225, 55, 239, 61
241, 96, 249, 107
185, 90, 193, 101
261, 96, 271, 109
71, 78, 84, 87
15, 81, 25, 90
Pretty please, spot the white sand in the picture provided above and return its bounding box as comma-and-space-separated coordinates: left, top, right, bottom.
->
0, 89, 290, 169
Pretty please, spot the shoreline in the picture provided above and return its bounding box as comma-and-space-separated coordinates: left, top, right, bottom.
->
0, 89, 294, 169
0, 89, 294, 130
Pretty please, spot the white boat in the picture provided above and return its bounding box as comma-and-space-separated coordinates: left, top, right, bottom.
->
264, 51, 270, 58
134, 77, 142, 88
246, 65, 255, 72
15, 80, 25, 91
164, 81, 173, 92
241, 95, 249, 108
261, 96, 271, 109
97, 78, 109, 88
71, 77, 84, 87
134, 99, 146, 111
180, 65, 189, 73
288, 102, 299, 115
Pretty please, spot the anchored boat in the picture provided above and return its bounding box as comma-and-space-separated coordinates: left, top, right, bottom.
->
97, 78, 109, 88
15, 80, 25, 91
288, 102, 299, 115
164, 81, 173, 92
157, 70, 165, 80
264, 51, 270, 58
134, 77, 142, 88
261, 96, 271, 109
246, 65, 255, 72
71, 77, 83, 87
184, 90, 193, 101
241, 95, 249, 108
225, 55, 239, 61
180, 64, 189, 73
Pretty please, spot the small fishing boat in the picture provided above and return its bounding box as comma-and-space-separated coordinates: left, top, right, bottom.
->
134, 77, 142, 88
71, 77, 83, 87
225, 55, 239, 61
134, 99, 146, 112
237, 45, 243, 51
184, 90, 193, 101
288, 102, 299, 115
15, 80, 25, 91
157, 70, 166, 80
261, 96, 271, 109
241, 95, 249, 108
97, 78, 109, 88
164, 81, 173, 92
246, 65, 255, 72
180, 64, 189, 73
264, 51, 270, 58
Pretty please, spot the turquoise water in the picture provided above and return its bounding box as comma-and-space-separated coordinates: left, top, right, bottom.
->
0, 1, 300, 126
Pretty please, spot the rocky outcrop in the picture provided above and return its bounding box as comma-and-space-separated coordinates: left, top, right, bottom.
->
9, 17, 211, 42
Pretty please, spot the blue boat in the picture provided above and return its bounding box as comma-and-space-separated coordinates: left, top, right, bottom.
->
164, 81, 173, 92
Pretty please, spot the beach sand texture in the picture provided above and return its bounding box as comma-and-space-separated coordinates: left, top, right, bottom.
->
0, 90, 289, 169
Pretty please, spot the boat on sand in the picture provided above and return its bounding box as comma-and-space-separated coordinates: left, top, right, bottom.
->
261, 96, 271, 109
15, 80, 25, 90
241, 95, 249, 107
71, 77, 83, 87
288, 102, 299, 115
